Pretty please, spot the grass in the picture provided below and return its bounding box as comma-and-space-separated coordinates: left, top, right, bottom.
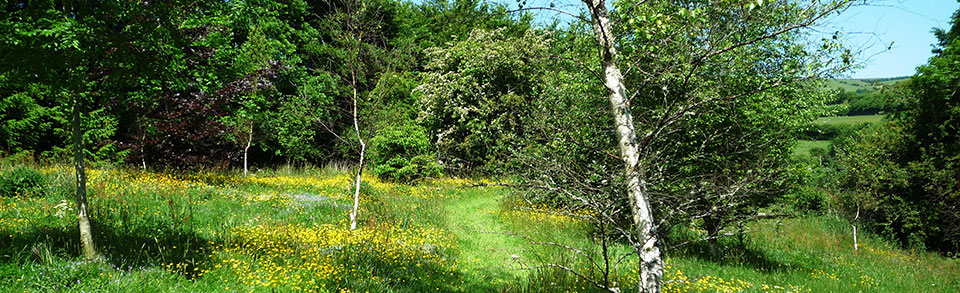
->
664, 216, 958, 292
815, 114, 885, 126
793, 140, 832, 159
1, 165, 958, 292
826, 77, 910, 93
794, 115, 885, 159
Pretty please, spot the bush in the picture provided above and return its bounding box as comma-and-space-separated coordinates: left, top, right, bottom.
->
791, 187, 827, 215
370, 124, 441, 183
798, 123, 859, 140
0, 167, 47, 197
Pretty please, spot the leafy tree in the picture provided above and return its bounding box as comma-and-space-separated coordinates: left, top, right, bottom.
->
369, 123, 441, 182
837, 4, 960, 254
0, 0, 107, 261
0, 91, 57, 157
505, 0, 856, 291
416, 28, 550, 173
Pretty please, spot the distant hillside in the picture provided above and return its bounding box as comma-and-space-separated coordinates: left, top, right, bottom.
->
826, 76, 911, 93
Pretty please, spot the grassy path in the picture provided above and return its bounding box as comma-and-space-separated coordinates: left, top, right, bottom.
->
444, 187, 527, 290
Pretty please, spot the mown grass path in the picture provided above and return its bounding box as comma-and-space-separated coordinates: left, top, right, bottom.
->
444, 187, 527, 290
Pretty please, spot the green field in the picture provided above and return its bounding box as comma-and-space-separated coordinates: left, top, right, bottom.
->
826, 77, 910, 93
815, 114, 885, 126
793, 115, 886, 159
1, 166, 957, 292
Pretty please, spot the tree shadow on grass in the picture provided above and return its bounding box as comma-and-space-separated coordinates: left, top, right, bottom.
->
664, 233, 788, 273
0, 220, 213, 279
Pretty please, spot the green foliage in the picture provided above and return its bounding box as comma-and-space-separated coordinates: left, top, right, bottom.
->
417, 28, 550, 173
0, 92, 56, 156
799, 122, 861, 140
827, 85, 908, 116
790, 187, 828, 215
831, 6, 960, 254
0, 167, 46, 197
370, 124, 441, 182
834, 118, 957, 252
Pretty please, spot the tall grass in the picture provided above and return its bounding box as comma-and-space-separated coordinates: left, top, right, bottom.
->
1, 164, 957, 292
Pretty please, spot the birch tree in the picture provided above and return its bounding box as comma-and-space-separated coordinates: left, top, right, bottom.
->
508, 0, 860, 291
322, 0, 397, 230
582, 0, 663, 290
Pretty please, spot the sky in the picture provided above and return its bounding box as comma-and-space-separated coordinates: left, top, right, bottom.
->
512, 0, 960, 79
818, 0, 959, 79
418, 0, 959, 79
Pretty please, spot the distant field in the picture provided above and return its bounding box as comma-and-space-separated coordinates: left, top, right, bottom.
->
816, 114, 884, 125
826, 79, 870, 92
826, 77, 910, 93
794, 115, 885, 158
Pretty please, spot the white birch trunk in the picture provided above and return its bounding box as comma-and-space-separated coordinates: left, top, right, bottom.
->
349, 84, 366, 231
585, 1, 664, 291
853, 205, 860, 251
141, 133, 147, 170
244, 124, 253, 177
72, 97, 97, 261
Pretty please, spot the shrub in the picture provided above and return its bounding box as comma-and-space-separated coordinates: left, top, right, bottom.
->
798, 123, 860, 140
370, 124, 441, 183
791, 187, 827, 215
0, 167, 47, 197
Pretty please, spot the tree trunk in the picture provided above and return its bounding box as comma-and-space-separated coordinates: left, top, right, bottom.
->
704, 215, 721, 258
853, 205, 860, 251
584, 0, 663, 291
140, 132, 147, 170
349, 83, 366, 231
72, 97, 97, 261
244, 124, 253, 177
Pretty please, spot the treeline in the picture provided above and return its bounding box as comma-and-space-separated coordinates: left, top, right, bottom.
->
859, 76, 911, 84
0, 0, 526, 173
826, 81, 909, 116
807, 10, 960, 255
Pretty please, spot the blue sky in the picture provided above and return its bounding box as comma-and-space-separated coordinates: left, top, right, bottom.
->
819, 0, 959, 78
421, 0, 959, 79
513, 0, 960, 79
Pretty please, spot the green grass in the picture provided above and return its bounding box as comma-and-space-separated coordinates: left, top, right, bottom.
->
1, 165, 957, 292
815, 114, 885, 126
826, 79, 871, 93
793, 139, 832, 159
826, 77, 910, 93
792, 115, 886, 159
664, 216, 958, 292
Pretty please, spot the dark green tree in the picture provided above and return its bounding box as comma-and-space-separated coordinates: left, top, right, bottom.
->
838, 4, 960, 254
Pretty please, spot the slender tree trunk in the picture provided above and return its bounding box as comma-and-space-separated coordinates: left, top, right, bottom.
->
853, 205, 860, 251
244, 124, 253, 177
140, 132, 147, 170
72, 97, 97, 261
350, 83, 366, 231
585, 0, 663, 291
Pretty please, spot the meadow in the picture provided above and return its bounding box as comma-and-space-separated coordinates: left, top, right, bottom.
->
824, 77, 910, 93
793, 114, 887, 160
1, 163, 957, 292
814, 115, 885, 126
